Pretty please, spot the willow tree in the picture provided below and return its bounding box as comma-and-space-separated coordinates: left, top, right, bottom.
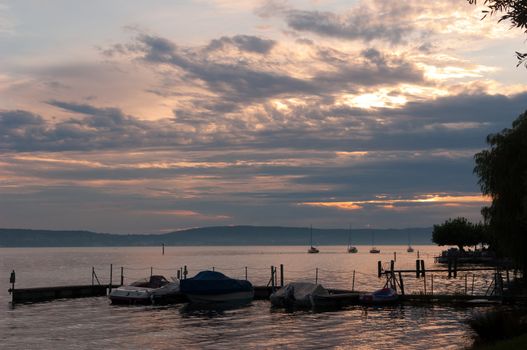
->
474, 111, 527, 270
468, 0, 527, 67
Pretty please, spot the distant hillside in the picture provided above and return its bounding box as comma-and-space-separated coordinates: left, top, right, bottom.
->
0, 226, 432, 247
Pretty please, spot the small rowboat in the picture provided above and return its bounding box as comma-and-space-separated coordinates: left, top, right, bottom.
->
360, 287, 398, 304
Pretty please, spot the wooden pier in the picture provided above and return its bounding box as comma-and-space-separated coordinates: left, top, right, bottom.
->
8, 284, 116, 304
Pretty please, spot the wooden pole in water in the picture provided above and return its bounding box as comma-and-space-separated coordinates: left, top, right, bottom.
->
150, 267, 153, 277
416, 260, 420, 278
280, 264, 284, 287
120, 267, 124, 286
109, 264, 113, 292
398, 271, 405, 296
212, 266, 215, 272
271, 266, 275, 290
315, 268, 319, 284
177, 270, 181, 280
377, 261, 382, 278
420, 260, 426, 278
92, 267, 94, 286
352, 270, 356, 292
162, 244, 165, 255
245, 266, 248, 281
184, 265, 188, 279
394, 251, 397, 262
453, 258, 458, 278
417, 250, 420, 259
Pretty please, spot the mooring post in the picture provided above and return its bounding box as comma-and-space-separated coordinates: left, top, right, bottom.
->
212, 266, 215, 272
150, 267, 153, 277
398, 271, 404, 295
9, 270, 15, 294
377, 261, 382, 278
109, 264, 113, 292
315, 267, 319, 284
184, 265, 188, 279
280, 264, 284, 287
417, 250, 420, 259
352, 270, 356, 292
92, 267, 95, 286
162, 243, 165, 255
393, 252, 397, 262
177, 270, 181, 280
420, 260, 425, 278
430, 274, 434, 296
245, 266, 248, 280
270, 266, 275, 290
120, 267, 124, 286
390, 260, 395, 274
416, 260, 420, 278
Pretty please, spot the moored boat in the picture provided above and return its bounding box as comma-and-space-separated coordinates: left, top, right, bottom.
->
347, 224, 358, 253
359, 287, 398, 304
180, 270, 254, 304
270, 282, 329, 308
109, 275, 178, 304
308, 225, 319, 253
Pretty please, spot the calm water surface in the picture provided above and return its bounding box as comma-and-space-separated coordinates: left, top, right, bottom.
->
0, 246, 491, 349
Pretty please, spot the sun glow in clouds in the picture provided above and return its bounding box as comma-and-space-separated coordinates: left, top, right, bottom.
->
300, 194, 492, 211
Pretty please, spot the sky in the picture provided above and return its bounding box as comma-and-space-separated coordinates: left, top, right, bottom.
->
1, 0, 526, 234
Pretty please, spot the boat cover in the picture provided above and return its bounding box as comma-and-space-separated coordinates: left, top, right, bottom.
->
270, 282, 328, 307
180, 271, 253, 295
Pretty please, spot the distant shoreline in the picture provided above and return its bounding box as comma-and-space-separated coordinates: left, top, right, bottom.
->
0, 226, 433, 247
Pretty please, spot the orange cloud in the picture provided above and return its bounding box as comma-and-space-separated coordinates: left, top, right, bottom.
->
300, 194, 491, 211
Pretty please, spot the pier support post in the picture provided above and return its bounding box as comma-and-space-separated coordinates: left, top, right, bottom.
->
431, 274, 434, 296
315, 268, 319, 284
280, 264, 284, 287
416, 260, 420, 278
420, 260, 426, 278
398, 272, 404, 296
150, 267, 153, 277
92, 267, 95, 285
120, 267, 124, 286
245, 266, 248, 281
377, 261, 382, 278
184, 266, 188, 279
270, 266, 275, 291
162, 244, 165, 255
352, 270, 356, 292
177, 270, 181, 280
109, 264, 113, 292
394, 252, 397, 262
9, 270, 15, 298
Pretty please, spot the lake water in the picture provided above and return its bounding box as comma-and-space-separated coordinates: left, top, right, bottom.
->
0, 245, 494, 349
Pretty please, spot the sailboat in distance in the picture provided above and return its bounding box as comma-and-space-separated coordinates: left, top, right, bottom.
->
308, 225, 319, 254
407, 232, 414, 253
347, 225, 358, 253
369, 231, 380, 254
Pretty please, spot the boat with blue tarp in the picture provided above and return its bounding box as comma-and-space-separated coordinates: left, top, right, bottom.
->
180, 270, 254, 303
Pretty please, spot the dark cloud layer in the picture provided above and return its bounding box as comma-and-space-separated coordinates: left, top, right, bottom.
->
206, 35, 276, 54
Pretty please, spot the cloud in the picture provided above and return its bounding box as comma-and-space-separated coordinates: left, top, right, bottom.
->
258, 0, 418, 44
206, 35, 276, 54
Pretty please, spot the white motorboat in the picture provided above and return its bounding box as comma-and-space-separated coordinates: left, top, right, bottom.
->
347, 224, 358, 253
109, 275, 179, 305
270, 282, 329, 308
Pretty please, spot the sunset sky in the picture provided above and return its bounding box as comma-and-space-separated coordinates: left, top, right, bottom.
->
1, 0, 526, 233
